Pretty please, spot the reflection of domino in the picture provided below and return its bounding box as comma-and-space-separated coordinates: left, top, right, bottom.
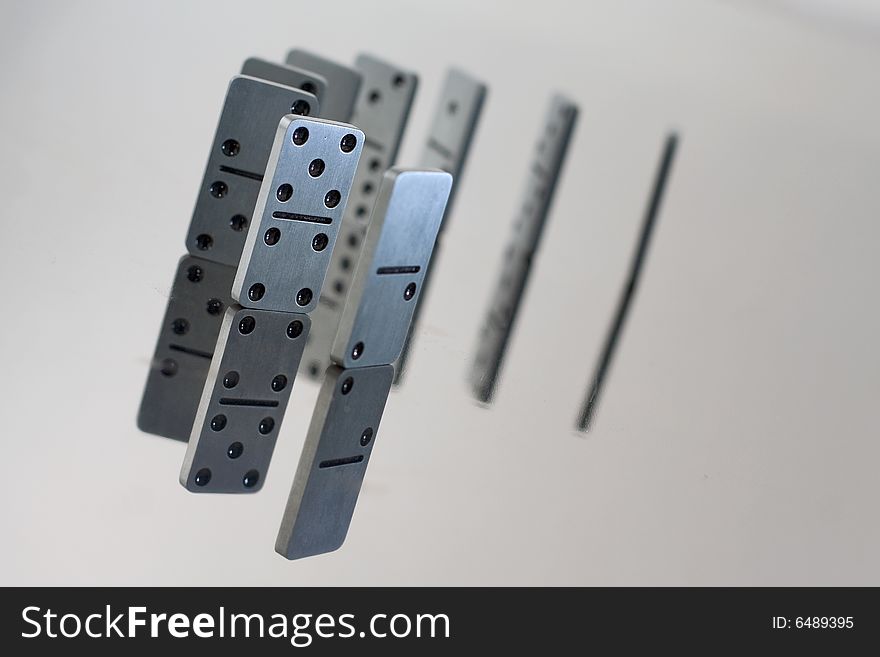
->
301, 54, 418, 380
180, 117, 364, 493
137, 256, 235, 441
393, 68, 487, 384
138, 75, 320, 442
470, 95, 578, 403
285, 49, 362, 123
276, 169, 451, 559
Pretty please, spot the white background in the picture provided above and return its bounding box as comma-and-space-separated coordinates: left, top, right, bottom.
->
1, 0, 878, 585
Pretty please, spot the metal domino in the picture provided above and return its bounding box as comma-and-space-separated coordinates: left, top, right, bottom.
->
469, 95, 578, 402
285, 49, 362, 122
137, 256, 236, 441
138, 75, 320, 442
301, 54, 418, 379
331, 169, 452, 369
241, 57, 329, 101
181, 116, 364, 493
275, 169, 452, 559
392, 68, 487, 383
275, 364, 393, 560
184, 76, 320, 267
179, 308, 310, 492
232, 117, 365, 314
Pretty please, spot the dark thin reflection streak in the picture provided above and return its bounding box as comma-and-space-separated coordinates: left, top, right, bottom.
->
577, 133, 679, 432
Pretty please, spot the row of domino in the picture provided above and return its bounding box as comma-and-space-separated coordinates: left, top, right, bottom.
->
139, 53, 487, 444
137, 48, 665, 557
137, 50, 480, 559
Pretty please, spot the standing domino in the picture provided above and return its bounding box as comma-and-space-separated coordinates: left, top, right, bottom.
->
286, 49, 362, 123
240, 58, 328, 106
185, 77, 320, 266
233, 117, 366, 314
331, 171, 452, 369
470, 95, 578, 402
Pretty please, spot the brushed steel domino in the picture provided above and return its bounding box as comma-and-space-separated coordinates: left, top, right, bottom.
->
184, 76, 320, 266
275, 364, 393, 560
241, 57, 328, 101
231, 116, 364, 314
331, 169, 452, 369
285, 49, 362, 122
180, 308, 310, 493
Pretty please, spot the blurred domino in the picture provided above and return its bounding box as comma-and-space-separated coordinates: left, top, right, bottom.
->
469, 95, 578, 402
